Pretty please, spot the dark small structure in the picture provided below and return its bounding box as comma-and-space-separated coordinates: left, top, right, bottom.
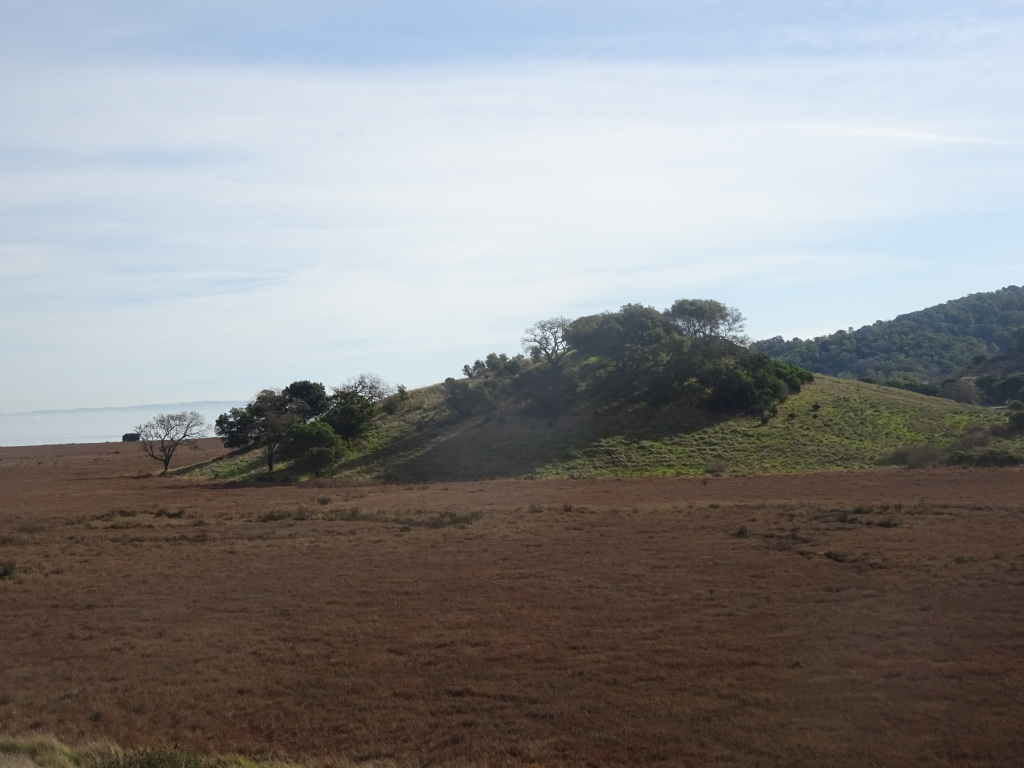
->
122, 432, 140, 442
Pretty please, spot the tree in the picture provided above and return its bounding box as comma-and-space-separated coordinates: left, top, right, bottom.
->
522, 317, 572, 366
135, 411, 208, 473
281, 421, 345, 476
667, 299, 748, 345
462, 360, 487, 379
214, 406, 258, 449
337, 372, 396, 403
282, 380, 330, 421
324, 390, 376, 443
564, 305, 670, 373
215, 389, 297, 472
939, 378, 981, 405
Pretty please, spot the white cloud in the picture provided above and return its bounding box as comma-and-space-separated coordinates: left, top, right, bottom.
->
1, 43, 1022, 409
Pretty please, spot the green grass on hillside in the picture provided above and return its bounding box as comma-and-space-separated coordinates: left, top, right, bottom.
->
188, 376, 1024, 482
0, 735, 304, 768
538, 377, 1015, 477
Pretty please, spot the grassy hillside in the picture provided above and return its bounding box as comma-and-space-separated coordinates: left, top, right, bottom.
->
189, 376, 1024, 481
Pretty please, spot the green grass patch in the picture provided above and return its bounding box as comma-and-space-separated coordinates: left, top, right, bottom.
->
193, 376, 1024, 481
0, 736, 305, 768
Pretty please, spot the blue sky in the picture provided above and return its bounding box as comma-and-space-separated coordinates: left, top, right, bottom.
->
1, 1, 1022, 412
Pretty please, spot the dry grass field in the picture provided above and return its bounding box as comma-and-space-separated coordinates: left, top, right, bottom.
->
2, 440, 1024, 766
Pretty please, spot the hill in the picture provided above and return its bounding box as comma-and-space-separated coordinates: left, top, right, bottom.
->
192, 376, 1024, 482
752, 285, 1024, 384
188, 293, 1024, 483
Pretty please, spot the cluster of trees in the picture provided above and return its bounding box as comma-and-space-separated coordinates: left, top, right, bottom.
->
214, 373, 398, 475
753, 285, 1024, 383
456, 299, 812, 419
976, 372, 1024, 405
462, 352, 525, 379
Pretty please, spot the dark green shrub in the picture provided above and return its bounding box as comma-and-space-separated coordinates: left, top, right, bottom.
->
947, 449, 1024, 467
323, 390, 375, 443
885, 442, 945, 468
0, 561, 16, 580
511, 365, 576, 418
443, 377, 494, 417
281, 421, 345, 476
703, 353, 812, 416
1007, 400, 1024, 411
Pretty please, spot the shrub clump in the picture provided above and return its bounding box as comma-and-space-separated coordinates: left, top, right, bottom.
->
946, 449, 1024, 468
884, 442, 945, 468
1008, 411, 1024, 432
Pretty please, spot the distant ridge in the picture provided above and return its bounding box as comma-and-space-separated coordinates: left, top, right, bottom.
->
0, 400, 245, 418
0, 401, 247, 447
753, 285, 1024, 382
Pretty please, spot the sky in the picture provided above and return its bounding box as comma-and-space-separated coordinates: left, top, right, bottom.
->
1, 0, 1022, 413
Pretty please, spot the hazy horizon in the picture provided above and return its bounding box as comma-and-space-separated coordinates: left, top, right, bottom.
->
0, 400, 246, 447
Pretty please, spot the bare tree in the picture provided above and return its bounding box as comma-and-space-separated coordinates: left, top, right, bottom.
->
135, 410, 209, 473
336, 372, 396, 403
522, 316, 572, 366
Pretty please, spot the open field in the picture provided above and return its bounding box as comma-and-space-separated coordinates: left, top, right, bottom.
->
2, 440, 1024, 766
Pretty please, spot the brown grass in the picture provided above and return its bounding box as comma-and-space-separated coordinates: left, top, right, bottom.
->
2, 440, 1024, 766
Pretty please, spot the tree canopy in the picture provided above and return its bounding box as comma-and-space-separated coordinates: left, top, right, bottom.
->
215, 389, 297, 471
324, 390, 376, 443
753, 285, 1024, 383
216, 378, 383, 473
281, 421, 345, 477
461, 298, 811, 418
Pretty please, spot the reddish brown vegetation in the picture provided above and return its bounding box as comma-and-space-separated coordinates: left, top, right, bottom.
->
2, 440, 1024, 766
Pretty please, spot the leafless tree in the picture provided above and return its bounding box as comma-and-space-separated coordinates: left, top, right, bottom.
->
135, 410, 209, 473
335, 372, 396, 403
522, 316, 572, 366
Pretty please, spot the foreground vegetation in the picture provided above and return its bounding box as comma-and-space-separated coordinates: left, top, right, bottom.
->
0, 736, 302, 768
4, 446, 1024, 768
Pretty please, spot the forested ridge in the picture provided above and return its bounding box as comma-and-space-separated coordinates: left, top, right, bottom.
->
753, 285, 1024, 387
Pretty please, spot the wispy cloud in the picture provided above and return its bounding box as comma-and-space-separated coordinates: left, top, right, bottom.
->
1, 3, 1023, 410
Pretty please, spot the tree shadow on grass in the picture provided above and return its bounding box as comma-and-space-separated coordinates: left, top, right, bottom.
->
338, 400, 735, 482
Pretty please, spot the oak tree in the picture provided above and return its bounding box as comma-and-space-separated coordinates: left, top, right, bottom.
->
135, 410, 208, 473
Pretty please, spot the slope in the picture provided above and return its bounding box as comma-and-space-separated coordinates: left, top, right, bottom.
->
293, 376, 1024, 480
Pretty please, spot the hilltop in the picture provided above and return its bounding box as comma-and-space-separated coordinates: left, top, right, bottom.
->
177, 292, 1024, 483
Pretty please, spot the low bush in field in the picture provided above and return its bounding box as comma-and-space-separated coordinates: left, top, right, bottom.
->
884, 442, 946, 468
947, 449, 1024, 467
